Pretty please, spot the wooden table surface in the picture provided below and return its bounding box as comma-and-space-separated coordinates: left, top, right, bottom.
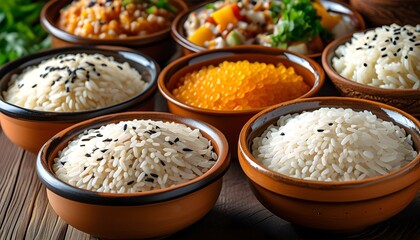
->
0, 86, 420, 240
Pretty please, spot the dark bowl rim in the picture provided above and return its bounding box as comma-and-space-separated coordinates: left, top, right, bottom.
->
171, 0, 366, 58
36, 111, 231, 206
158, 45, 325, 115
322, 28, 420, 93
41, 0, 189, 45
0, 45, 160, 122
239, 96, 420, 188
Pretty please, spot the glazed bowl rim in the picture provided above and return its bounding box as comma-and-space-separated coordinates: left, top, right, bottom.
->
171, 0, 366, 59
41, 0, 189, 45
322, 29, 420, 93
0, 45, 160, 122
36, 111, 231, 206
239, 96, 420, 188
158, 45, 325, 115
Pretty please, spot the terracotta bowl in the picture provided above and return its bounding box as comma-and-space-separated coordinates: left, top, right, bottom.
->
0, 46, 159, 153
322, 32, 420, 118
36, 111, 230, 239
350, 0, 420, 27
238, 97, 420, 232
171, 0, 365, 59
40, 0, 188, 65
158, 46, 325, 158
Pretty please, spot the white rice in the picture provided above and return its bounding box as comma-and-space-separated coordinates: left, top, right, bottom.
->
53, 119, 217, 193
332, 24, 420, 89
252, 108, 418, 182
2, 53, 148, 112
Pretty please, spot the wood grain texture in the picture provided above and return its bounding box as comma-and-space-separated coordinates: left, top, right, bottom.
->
0, 109, 419, 240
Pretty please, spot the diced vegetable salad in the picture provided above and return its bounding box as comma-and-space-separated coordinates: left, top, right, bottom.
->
185, 0, 354, 55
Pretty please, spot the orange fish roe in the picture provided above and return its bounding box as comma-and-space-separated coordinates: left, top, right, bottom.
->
172, 61, 311, 111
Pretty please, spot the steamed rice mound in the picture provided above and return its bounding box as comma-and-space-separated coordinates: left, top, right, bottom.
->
332, 24, 420, 89
252, 108, 417, 182
53, 119, 217, 193
2, 53, 147, 112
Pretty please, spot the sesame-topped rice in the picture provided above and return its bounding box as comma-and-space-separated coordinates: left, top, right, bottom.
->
53, 119, 217, 193
332, 24, 420, 89
2, 53, 148, 112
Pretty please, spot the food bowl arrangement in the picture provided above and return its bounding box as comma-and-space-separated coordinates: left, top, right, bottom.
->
36, 111, 230, 239
238, 97, 420, 232
322, 24, 420, 117
0, 46, 159, 153
171, 0, 365, 59
158, 46, 325, 156
41, 0, 188, 65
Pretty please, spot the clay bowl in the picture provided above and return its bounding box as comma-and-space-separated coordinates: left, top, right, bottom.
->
350, 0, 420, 27
322, 31, 420, 118
171, 0, 365, 60
41, 0, 188, 66
36, 111, 230, 239
0, 46, 159, 153
158, 46, 325, 157
238, 97, 420, 232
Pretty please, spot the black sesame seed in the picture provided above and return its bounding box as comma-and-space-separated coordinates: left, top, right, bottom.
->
145, 178, 154, 183
393, 41, 397, 45
123, 124, 127, 131
97, 157, 104, 161
160, 160, 166, 166
85, 154, 91, 157
405, 56, 408, 59
64, 80, 69, 84
394, 53, 397, 57
92, 147, 99, 152
103, 138, 112, 142
395, 36, 400, 40
101, 63, 108, 67
409, 39, 415, 42
150, 173, 158, 178
117, 65, 123, 70
168, 141, 174, 145
210, 158, 217, 161
97, 134, 103, 137
97, 72, 101, 77
101, 149, 109, 153
328, 123, 333, 126
51, 81, 55, 86
415, 43, 420, 46
127, 180, 134, 185
363, 63, 367, 67
385, 39, 389, 42
95, 57, 101, 60
380, 47, 386, 52
66, 87, 70, 93
183, 148, 193, 152
397, 48, 401, 53
407, 32, 413, 36
382, 54, 388, 58
81, 138, 91, 142
368, 46, 373, 49
85, 61, 94, 67
18, 84, 24, 88
174, 137, 179, 142
83, 167, 87, 170
111, 156, 114, 159
59, 161, 66, 165
80, 144, 85, 147
356, 47, 362, 50
317, 129, 324, 132
280, 132, 285, 136
114, 139, 118, 142
410, 47, 414, 51
31, 84, 37, 88
364, 43, 367, 46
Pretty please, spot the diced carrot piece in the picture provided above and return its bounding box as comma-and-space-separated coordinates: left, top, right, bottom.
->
187, 26, 215, 46
312, 2, 341, 30
211, 4, 238, 31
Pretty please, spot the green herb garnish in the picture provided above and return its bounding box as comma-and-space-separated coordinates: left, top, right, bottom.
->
0, 0, 50, 66
270, 0, 325, 47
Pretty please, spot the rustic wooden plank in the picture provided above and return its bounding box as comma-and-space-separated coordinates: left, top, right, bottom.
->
64, 226, 95, 240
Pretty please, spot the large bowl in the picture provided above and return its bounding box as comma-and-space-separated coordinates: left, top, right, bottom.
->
0, 46, 159, 153
238, 97, 420, 232
322, 31, 420, 118
36, 111, 230, 239
41, 0, 188, 65
158, 46, 325, 157
171, 0, 365, 59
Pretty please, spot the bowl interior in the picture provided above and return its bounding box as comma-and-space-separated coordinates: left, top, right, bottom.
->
241, 97, 420, 185
0, 46, 159, 121
42, 0, 188, 45
160, 46, 325, 114
172, 0, 365, 57
37, 112, 230, 205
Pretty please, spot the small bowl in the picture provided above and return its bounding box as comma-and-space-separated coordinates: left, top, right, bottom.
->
36, 111, 230, 239
322, 32, 420, 118
41, 0, 188, 65
350, 0, 420, 27
0, 46, 159, 153
171, 0, 365, 59
238, 97, 420, 232
158, 46, 325, 157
